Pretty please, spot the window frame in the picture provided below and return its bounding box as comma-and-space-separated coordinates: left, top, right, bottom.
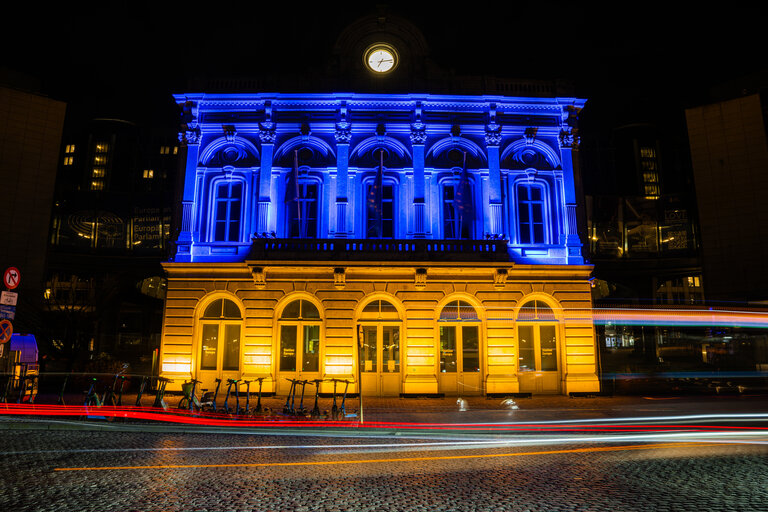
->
515, 180, 550, 245
364, 178, 396, 239
209, 177, 246, 243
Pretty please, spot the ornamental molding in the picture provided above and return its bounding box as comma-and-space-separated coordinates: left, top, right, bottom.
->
524, 127, 537, 145
485, 122, 502, 147
258, 122, 276, 144
252, 267, 266, 289
415, 268, 427, 289
409, 121, 427, 145
494, 269, 508, 289
334, 121, 352, 144
334, 267, 346, 289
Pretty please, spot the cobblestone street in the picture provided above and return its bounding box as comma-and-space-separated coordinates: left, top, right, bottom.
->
1, 429, 767, 512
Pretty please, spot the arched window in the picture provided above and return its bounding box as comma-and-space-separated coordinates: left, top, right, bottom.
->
365, 181, 395, 239
437, 300, 482, 395
212, 180, 243, 242
516, 182, 546, 244
516, 300, 558, 378
199, 298, 241, 373
278, 300, 321, 374
358, 299, 401, 396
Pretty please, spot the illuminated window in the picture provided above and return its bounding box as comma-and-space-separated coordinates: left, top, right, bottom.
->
279, 300, 321, 373
90, 180, 104, 191
639, 145, 660, 198
213, 181, 243, 242
517, 183, 547, 244
65, 144, 76, 153
160, 146, 170, 155
94, 143, 109, 153
93, 155, 107, 165
517, 300, 558, 373
63, 156, 73, 166
438, 301, 480, 374
92, 168, 105, 178
173, 146, 178, 155
143, 169, 154, 179
199, 298, 242, 372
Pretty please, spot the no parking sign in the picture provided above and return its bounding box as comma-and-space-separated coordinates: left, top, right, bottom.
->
0, 319, 12, 344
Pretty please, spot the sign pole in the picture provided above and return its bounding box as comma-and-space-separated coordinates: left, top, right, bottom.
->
357, 324, 364, 426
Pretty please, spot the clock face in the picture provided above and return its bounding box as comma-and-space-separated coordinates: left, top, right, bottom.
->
364, 44, 397, 74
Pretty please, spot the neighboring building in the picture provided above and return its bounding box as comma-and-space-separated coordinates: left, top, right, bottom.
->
686, 93, 768, 303
43, 117, 177, 368
0, 82, 66, 335
159, 90, 600, 397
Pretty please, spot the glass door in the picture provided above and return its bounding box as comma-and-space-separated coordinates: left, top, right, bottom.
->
278, 324, 321, 394
438, 324, 481, 395
360, 324, 401, 396
518, 324, 559, 393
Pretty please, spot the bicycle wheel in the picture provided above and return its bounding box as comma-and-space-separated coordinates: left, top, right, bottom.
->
178, 397, 190, 410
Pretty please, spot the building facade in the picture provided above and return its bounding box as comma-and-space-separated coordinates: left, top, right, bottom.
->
158, 92, 599, 397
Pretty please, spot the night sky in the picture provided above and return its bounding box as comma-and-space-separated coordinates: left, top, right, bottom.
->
3, 3, 765, 132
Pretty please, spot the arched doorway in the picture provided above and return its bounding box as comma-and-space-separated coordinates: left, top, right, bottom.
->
438, 300, 482, 395
196, 298, 242, 391
358, 299, 402, 396
277, 299, 322, 394
517, 300, 560, 393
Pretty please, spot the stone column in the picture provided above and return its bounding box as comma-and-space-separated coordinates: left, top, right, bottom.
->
175, 100, 201, 262
257, 120, 276, 235
559, 106, 583, 264
410, 119, 427, 238
485, 120, 503, 238
334, 120, 351, 237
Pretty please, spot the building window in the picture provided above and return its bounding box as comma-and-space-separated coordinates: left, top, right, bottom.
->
278, 300, 321, 373
287, 182, 319, 238
438, 301, 480, 374
517, 300, 558, 373
639, 145, 660, 198
213, 181, 243, 242
160, 146, 170, 155
199, 298, 241, 372
366, 183, 394, 238
63, 156, 73, 166
442, 184, 472, 239
65, 144, 76, 153
517, 183, 546, 244
90, 180, 104, 191
92, 168, 105, 178
93, 154, 107, 165
143, 169, 154, 179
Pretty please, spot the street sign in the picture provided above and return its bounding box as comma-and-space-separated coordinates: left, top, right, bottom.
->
0, 305, 15, 320
3, 267, 20, 290
0, 319, 12, 344
1, 290, 18, 306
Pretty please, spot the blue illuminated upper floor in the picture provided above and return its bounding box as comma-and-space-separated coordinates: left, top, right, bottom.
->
172, 93, 586, 265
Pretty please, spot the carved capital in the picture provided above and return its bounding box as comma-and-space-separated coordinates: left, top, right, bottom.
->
334, 121, 352, 144
410, 121, 427, 145
559, 128, 580, 149
178, 129, 201, 146
258, 122, 276, 144
485, 123, 502, 147
334, 267, 346, 289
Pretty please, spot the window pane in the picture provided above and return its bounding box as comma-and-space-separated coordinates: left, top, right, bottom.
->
462, 325, 480, 373
518, 325, 535, 371
303, 325, 320, 372
281, 301, 301, 319
440, 326, 457, 373
533, 223, 544, 243
379, 301, 396, 313
203, 299, 222, 318
301, 300, 320, 319
200, 324, 218, 370
362, 326, 377, 372
439, 301, 460, 321
222, 299, 240, 318
222, 324, 240, 371
279, 325, 297, 371
540, 325, 558, 371
382, 326, 400, 373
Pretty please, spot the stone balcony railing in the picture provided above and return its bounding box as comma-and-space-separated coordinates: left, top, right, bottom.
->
248, 238, 510, 262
